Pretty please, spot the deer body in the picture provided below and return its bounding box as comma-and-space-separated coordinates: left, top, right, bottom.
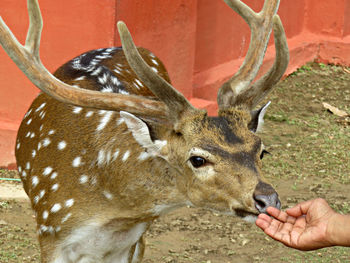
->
16, 48, 181, 262
1, 0, 290, 262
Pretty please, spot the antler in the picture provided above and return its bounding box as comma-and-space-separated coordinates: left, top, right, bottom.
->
117, 22, 198, 121
217, 0, 289, 110
0, 0, 168, 121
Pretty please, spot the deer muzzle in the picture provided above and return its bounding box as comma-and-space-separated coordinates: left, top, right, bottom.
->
253, 181, 281, 214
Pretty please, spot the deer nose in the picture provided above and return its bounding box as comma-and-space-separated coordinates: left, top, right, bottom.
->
253, 181, 281, 214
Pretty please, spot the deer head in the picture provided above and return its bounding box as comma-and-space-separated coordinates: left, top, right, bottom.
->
0, 0, 288, 262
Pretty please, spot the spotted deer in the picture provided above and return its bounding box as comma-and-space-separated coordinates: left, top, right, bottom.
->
0, 0, 289, 262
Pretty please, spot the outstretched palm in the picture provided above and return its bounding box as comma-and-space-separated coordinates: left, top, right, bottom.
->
255, 198, 336, 251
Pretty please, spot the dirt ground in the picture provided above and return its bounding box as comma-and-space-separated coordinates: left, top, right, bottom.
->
1, 62, 350, 262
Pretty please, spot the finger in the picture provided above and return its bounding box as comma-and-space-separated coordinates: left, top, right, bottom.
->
286, 199, 316, 217
257, 213, 273, 222
266, 207, 295, 224
255, 218, 271, 230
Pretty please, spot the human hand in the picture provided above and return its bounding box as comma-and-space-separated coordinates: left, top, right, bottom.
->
255, 198, 339, 251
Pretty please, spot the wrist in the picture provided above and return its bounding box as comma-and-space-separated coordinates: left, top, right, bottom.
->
326, 213, 350, 247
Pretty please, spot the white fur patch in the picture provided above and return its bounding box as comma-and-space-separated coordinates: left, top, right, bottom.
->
256, 101, 271, 133
120, 111, 167, 157
52, 221, 147, 263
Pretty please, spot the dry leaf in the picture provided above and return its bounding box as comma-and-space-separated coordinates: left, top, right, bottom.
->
322, 102, 349, 117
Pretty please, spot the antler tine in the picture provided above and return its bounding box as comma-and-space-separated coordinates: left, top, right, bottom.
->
117, 21, 198, 121
238, 15, 289, 108
0, 0, 168, 121
25, 0, 42, 57
217, 0, 281, 110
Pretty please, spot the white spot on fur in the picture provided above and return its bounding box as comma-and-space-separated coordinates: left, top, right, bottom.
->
97, 111, 113, 131
97, 150, 105, 167
79, 175, 88, 184
32, 150, 37, 158
74, 76, 86, 81
51, 203, 62, 213
48, 130, 55, 135
112, 149, 120, 161
73, 106, 83, 114
51, 172, 58, 180
58, 141, 67, 150
91, 67, 102, 76
65, 199, 74, 208
24, 108, 32, 119
42, 138, 51, 147
86, 111, 94, 118
101, 86, 114, 93
32, 176, 39, 187
34, 196, 39, 204
26, 162, 31, 170
98, 74, 108, 84
72, 157, 82, 167
39, 190, 45, 199
43, 167, 53, 176
138, 152, 150, 161
103, 191, 113, 200
43, 210, 49, 220
26, 118, 32, 125
39, 111, 46, 119
122, 150, 130, 162
61, 213, 72, 223
51, 184, 59, 192
22, 170, 27, 177
35, 103, 46, 112
151, 59, 159, 65
16, 142, 20, 150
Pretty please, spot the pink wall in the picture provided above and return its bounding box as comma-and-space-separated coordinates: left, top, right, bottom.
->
1, 0, 350, 168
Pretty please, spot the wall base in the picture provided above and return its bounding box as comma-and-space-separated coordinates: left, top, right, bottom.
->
0, 129, 17, 170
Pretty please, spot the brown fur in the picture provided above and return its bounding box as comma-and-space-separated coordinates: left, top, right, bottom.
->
15, 47, 279, 262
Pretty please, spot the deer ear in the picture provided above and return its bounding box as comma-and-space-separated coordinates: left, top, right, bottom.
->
248, 101, 271, 133
120, 111, 167, 157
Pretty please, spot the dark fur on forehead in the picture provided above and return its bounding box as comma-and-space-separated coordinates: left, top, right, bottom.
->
173, 107, 254, 147
217, 106, 252, 126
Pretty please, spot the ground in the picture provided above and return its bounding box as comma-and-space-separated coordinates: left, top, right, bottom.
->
0, 62, 350, 262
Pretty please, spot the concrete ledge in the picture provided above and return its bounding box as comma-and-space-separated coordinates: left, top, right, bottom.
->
0, 128, 18, 170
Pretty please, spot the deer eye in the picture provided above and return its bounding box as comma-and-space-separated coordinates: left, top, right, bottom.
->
260, 149, 270, 159
189, 156, 207, 168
